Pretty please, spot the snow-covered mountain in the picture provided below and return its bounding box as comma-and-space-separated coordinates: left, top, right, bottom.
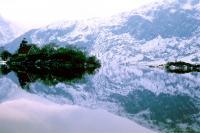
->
5, 0, 200, 65
0, 16, 24, 46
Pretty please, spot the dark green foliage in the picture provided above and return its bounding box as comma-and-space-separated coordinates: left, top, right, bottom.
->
0, 50, 12, 60
40, 44, 56, 56
165, 61, 200, 74
0, 41, 101, 88
27, 44, 40, 54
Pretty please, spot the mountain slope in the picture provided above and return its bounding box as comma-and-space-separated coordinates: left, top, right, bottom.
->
5, 0, 200, 64
0, 16, 23, 46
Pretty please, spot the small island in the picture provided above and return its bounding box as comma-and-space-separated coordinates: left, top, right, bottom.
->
0, 38, 101, 87
165, 61, 200, 74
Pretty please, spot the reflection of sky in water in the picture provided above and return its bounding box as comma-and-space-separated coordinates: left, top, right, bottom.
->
0, 99, 154, 133
0, 66, 200, 132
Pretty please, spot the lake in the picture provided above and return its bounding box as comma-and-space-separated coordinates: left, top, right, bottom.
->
0, 64, 199, 132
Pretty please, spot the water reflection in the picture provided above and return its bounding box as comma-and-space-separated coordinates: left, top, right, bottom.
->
0, 64, 97, 88
0, 64, 199, 132
111, 90, 200, 132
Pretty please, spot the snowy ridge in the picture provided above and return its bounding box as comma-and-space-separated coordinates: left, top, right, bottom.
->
5, 0, 200, 64
0, 16, 24, 46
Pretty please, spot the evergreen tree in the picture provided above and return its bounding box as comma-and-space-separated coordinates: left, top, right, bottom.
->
1, 50, 11, 61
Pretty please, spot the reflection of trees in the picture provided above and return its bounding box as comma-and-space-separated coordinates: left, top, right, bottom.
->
110, 90, 200, 132
0, 65, 10, 75
0, 60, 98, 88
15, 66, 87, 87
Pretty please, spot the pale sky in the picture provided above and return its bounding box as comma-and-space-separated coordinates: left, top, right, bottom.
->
0, 0, 159, 29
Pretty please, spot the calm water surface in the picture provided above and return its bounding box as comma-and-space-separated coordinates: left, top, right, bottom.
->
0, 65, 199, 132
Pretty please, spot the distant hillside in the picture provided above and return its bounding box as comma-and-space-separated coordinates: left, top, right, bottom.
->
0, 16, 24, 46
4, 0, 200, 65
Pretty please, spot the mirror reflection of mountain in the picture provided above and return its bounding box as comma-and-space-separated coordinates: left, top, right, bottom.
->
0, 39, 101, 88
2, 65, 199, 132
111, 89, 200, 132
